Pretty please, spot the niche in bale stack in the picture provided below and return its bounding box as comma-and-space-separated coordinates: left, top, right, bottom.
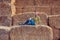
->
12, 13, 35, 25
0, 0, 11, 16
48, 15, 60, 40
0, 16, 12, 26
10, 25, 53, 40
12, 13, 47, 26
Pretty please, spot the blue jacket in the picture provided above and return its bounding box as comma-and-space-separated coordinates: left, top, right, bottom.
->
24, 19, 35, 25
